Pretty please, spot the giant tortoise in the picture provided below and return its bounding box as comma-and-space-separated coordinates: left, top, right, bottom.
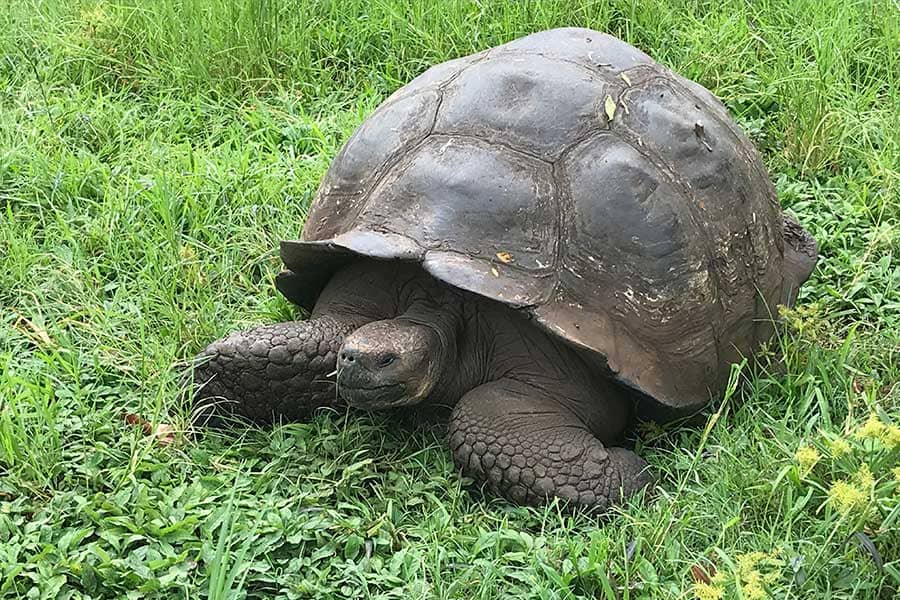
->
188, 28, 818, 509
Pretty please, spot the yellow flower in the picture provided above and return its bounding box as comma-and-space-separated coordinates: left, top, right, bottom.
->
827, 437, 852, 457
710, 569, 729, 585
794, 446, 820, 474
883, 424, 900, 449
80, 2, 113, 34
737, 551, 766, 577
854, 464, 875, 489
827, 480, 867, 514
80, 4, 107, 24
854, 414, 886, 441
179, 244, 197, 261
693, 582, 724, 600
763, 570, 781, 585
778, 303, 823, 337
742, 570, 767, 599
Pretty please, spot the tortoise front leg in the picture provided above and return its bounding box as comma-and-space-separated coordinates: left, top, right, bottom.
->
188, 315, 360, 426
449, 379, 652, 509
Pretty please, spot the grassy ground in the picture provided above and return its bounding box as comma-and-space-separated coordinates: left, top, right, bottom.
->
1, 0, 898, 597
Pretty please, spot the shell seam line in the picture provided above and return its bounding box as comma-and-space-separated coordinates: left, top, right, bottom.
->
652, 72, 782, 310
662, 70, 778, 211
343, 127, 435, 226
547, 161, 570, 305
609, 125, 726, 375
427, 132, 554, 165
339, 51, 491, 226
491, 48, 645, 85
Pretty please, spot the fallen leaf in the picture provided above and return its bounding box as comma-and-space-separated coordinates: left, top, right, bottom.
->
490, 267, 499, 277
123, 413, 150, 434
690, 563, 716, 584
620, 72, 632, 85
123, 413, 176, 445
694, 121, 713, 151
152, 423, 176, 445
12, 311, 55, 348
496, 251, 513, 263
604, 95, 617, 122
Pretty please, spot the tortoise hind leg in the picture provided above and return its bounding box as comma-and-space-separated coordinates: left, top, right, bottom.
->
448, 378, 652, 509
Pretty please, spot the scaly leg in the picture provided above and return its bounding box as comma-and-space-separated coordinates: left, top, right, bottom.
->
188, 315, 360, 426
449, 378, 652, 509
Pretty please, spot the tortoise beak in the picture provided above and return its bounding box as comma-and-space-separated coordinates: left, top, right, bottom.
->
336, 347, 408, 408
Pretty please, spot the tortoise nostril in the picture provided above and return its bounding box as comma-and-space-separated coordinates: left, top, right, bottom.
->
339, 347, 394, 370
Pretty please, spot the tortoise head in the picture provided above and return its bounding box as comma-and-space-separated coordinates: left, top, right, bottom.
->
336, 318, 447, 409
780, 213, 819, 306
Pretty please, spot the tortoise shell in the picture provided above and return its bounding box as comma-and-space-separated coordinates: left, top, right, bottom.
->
278, 28, 812, 410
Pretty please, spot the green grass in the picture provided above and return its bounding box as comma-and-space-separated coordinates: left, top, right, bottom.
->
1, 0, 898, 597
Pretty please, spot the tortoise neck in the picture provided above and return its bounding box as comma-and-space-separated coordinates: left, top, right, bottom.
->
395, 298, 461, 387
395, 278, 490, 407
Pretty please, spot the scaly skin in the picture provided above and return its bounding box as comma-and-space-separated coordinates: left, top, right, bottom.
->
190, 316, 358, 426
449, 379, 652, 508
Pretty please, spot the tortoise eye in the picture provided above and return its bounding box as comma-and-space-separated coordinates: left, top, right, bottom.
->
378, 354, 397, 367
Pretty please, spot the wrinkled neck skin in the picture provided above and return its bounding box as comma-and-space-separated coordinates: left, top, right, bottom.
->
325, 261, 489, 410
390, 274, 493, 408
393, 302, 459, 394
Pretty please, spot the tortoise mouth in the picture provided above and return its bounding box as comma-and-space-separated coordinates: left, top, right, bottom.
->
337, 381, 410, 410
